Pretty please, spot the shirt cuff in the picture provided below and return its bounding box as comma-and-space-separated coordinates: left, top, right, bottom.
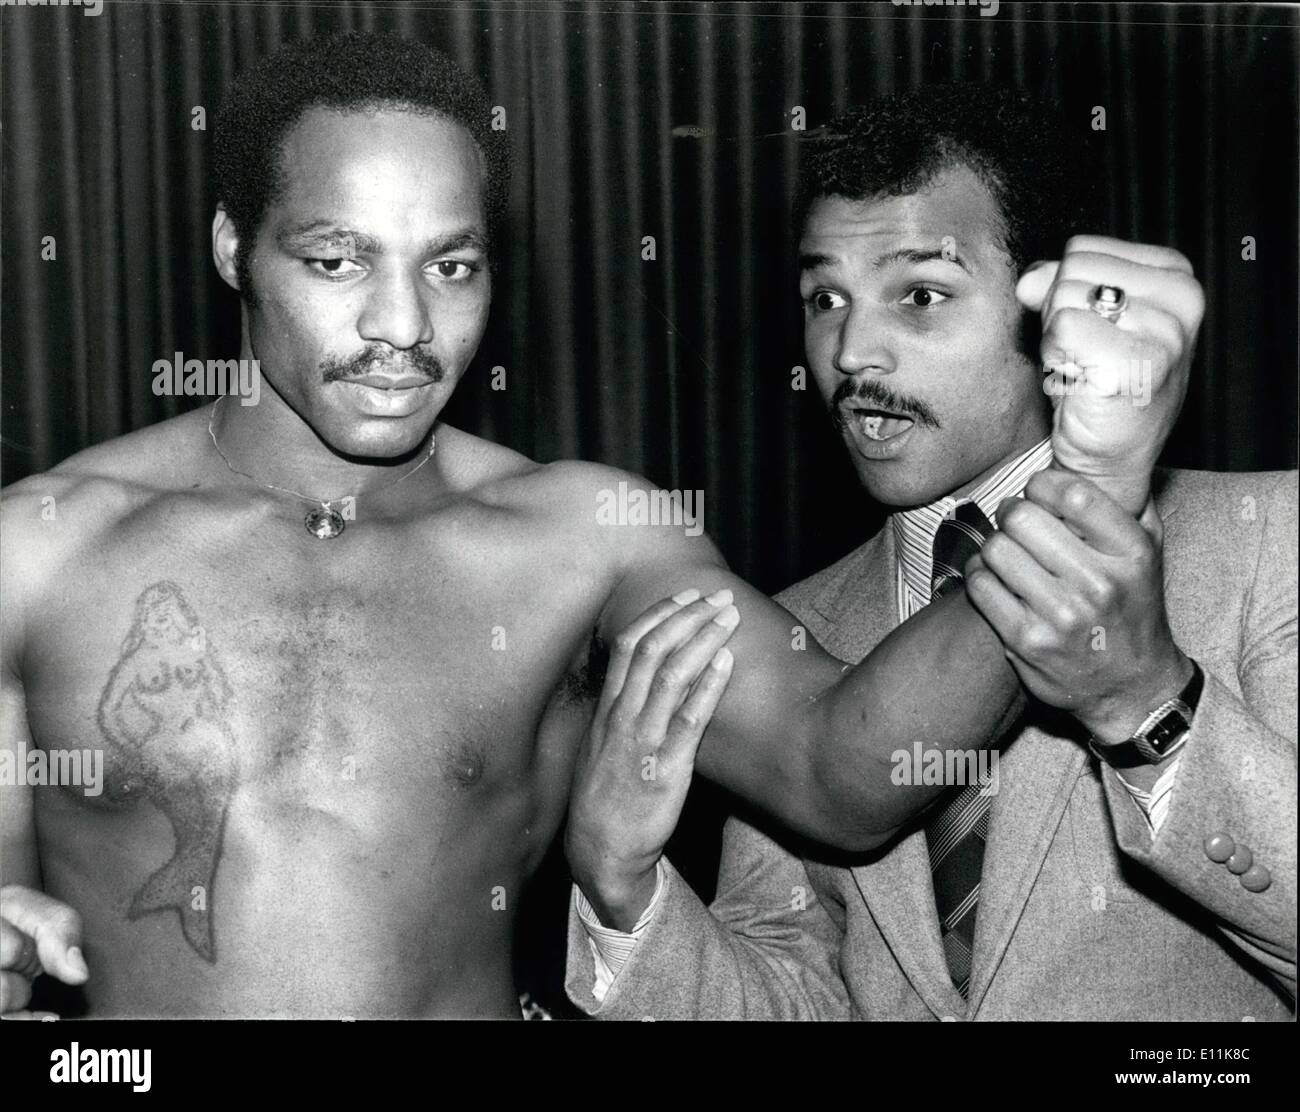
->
1114, 751, 1185, 836
574, 861, 668, 1003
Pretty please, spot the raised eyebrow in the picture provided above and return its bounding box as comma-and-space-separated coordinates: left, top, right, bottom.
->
873, 246, 972, 275
276, 225, 383, 254
427, 230, 489, 256
274, 227, 488, 257
798, 252, 837, 273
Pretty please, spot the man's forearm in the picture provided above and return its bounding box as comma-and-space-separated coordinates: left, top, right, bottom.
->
802, 467, 1160, 850
807, 588, 1024, 851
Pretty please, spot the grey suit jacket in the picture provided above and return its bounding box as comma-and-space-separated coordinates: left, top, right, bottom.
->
565, 469, 1298, 1020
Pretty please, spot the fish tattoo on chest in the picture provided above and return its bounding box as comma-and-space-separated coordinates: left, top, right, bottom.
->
95, 581, 237, 962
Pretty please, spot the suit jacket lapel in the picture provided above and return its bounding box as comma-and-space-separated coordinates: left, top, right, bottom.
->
807, 525, 896, 633
851, 830, 971, 1018
808, 528, 970, 1018
810, 472, 1187, 1017
964, 727, 1086, 1013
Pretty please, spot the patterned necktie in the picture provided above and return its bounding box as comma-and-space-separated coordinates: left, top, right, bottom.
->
925, 499, 996, 999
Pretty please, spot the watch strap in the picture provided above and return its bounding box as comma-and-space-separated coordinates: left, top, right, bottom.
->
1090, 660, 1204, 769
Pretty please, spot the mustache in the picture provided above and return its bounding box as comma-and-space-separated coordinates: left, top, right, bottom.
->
829, 378, 941, 431
320, 344, 447, 384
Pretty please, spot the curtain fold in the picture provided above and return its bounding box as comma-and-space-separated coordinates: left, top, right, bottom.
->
3, 0, 1296, 592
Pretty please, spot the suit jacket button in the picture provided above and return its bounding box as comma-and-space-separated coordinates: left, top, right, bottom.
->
1204, 833, 1235, 863
1240, 864, 1272, 893
1226, 845, 1254, 875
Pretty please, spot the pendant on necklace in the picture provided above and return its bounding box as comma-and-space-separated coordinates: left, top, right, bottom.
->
305, 504, 346, 539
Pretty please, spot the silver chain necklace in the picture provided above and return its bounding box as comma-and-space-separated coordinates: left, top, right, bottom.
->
206, 395, 436, 539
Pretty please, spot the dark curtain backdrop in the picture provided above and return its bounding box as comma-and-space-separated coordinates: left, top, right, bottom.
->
3, 0, 1297, 1017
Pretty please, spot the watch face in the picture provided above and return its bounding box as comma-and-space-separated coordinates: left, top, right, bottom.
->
1095, 702, 1193, 768
1133, 707, 1191, 763
1148, 704, 1192, 748
1093, 662, 1202, 769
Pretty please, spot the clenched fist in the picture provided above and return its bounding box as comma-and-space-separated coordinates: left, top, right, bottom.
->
1018, 235, 1205, 515
965, 469, 1193, 748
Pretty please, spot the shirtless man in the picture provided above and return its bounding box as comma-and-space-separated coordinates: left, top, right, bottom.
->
0, 33, 1187, 1018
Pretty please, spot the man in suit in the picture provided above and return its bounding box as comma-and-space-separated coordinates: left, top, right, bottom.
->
563, 87, 1296, 1020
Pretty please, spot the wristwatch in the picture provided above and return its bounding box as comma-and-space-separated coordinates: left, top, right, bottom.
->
1089, 660, 1205, 770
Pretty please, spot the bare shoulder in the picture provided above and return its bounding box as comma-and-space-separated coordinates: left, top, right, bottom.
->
431, 423, 541, 491
2, 410, 209, 610
436, 427, 722, 572
438, 425, 602, 516
1, 465, 112, 666
475, 454, 630, 525
10, 409, 209, 497
499, 457, 723, 587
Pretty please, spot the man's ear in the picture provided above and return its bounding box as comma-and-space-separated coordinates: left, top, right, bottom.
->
212, 206, 243, 292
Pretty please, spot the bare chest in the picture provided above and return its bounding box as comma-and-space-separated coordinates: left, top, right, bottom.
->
24, 514, 602, 813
